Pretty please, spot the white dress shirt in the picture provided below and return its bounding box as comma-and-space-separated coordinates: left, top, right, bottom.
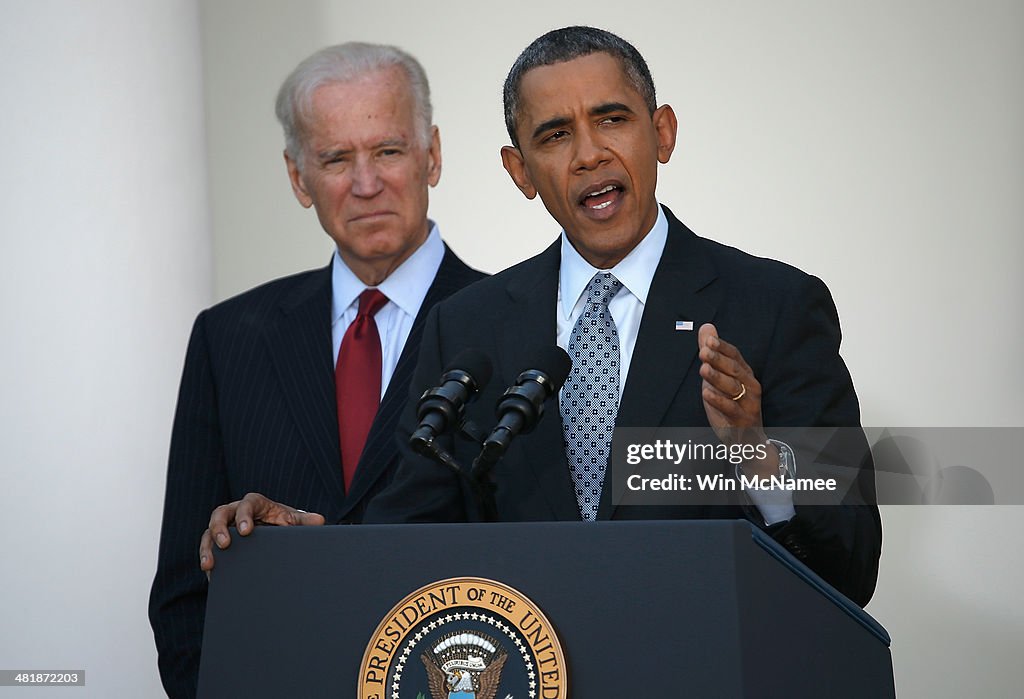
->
556, 204, 794, 525
556, 205, 669, 392
331, 222, 444, 399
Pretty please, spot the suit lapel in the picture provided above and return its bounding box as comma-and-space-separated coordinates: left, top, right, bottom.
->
265, 263, 348, 508
599, 210, 722, 518
341, 247, 483, 517
501, 241, 581, 521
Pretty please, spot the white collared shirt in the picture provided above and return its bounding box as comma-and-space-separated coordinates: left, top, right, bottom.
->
331, 222, 444, 398
555, 204, 794, 525
556, 205, 669, 393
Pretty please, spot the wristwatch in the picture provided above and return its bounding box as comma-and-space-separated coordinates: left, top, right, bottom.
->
768, 438, 796, 479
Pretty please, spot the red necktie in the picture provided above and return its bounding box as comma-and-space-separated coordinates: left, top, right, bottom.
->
336, 288, 389, 492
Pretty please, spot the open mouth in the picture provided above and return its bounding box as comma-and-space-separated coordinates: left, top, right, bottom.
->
579, 183, 623, 212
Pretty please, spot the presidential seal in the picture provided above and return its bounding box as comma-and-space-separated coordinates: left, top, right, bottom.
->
358, 577, 568, 699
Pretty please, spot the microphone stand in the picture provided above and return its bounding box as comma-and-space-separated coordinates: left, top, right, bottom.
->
470, 449, 502, 523
413, 421, 500, 523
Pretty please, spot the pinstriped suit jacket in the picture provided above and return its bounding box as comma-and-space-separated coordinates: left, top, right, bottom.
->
148, 246, 484, 698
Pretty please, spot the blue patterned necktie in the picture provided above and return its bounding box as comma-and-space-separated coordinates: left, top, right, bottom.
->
561, 272, 623, 521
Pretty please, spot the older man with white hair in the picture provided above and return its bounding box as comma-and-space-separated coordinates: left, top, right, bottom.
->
148, 42, 483, 698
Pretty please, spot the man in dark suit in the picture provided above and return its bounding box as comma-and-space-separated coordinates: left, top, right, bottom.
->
148, 43, 484, 698
213, 27, 880, 606
360, 26, 881, 605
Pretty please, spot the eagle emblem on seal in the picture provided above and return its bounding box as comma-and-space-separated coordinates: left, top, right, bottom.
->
421, 630, 508, 699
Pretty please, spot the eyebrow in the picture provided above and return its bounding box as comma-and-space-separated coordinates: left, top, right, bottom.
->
530, 102, 637, 141
531, 116, 571, 142
317, 147, 351, 162
592, 101, 634, 117
315, 138, 410, 163
375, 138, 409, 149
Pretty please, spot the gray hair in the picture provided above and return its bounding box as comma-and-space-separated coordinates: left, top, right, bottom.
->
502, 26, 657, 147
275, 42, 433, 167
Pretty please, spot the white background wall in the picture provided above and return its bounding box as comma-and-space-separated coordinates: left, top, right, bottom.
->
0, 1, 209, 697
0, 0, 1020, 696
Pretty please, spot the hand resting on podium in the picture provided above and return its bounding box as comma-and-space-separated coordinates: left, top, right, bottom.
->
199, 492, 324, 576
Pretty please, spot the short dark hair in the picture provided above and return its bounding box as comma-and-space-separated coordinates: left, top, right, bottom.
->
502, 26, 657, 147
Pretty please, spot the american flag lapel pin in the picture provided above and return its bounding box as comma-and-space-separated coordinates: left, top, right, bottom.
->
675, 320, 694, 331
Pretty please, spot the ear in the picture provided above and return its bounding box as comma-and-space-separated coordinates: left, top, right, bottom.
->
426, 125, 442, 187
500, 145, 537, 199
652, 104, 678, 164
284, 150, 313, 208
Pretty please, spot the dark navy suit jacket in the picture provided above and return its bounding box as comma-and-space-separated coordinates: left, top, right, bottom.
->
149, 247, 484, 698
365, 208, 881, 607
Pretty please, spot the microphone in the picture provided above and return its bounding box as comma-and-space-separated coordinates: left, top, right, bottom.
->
409, 348, 493, 455
479, 346, 572, 462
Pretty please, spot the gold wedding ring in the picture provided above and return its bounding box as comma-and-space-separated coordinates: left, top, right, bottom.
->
731, 382, 747, 401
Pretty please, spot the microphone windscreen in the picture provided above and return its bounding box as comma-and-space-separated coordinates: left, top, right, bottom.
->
525, 346, 572, 389
444, 347, 493, 389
